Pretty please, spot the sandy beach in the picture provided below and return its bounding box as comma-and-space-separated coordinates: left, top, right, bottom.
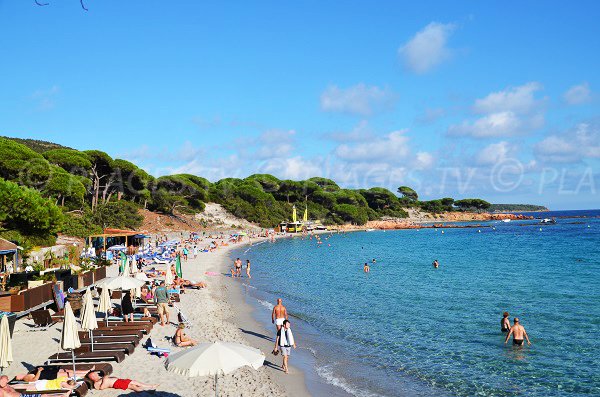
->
5, 236, 312, 397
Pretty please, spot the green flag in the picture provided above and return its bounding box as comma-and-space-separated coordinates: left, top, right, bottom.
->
175, 255, 182, 278
119, 251, 127, 274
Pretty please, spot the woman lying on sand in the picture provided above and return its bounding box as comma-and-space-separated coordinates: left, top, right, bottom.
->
85, 370, 158, 392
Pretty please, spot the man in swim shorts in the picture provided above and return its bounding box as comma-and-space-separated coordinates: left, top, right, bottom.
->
504, 317, 531, 346
271, 298, 288, 331
85, 370, 158, 392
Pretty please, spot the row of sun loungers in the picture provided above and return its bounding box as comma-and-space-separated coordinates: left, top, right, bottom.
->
10, 307, 160, 396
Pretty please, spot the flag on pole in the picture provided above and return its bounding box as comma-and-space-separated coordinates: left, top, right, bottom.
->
175, 255, 183, 278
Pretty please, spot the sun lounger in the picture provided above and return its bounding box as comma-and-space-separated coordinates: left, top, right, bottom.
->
75, 343, 134, 355
79, 328, 144, 341
106, 316, 158, 325
96, 323, 152, 334
46, 350, 126, 364
30, 310, 58, 330
80, 335, 139, 346
12, 380, 89, 397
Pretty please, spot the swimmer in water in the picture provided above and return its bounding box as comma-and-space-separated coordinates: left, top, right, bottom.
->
364, 263, 370, 273
504, 318, 531, 346
501, 312, 511, 333
433, 260, 439, 268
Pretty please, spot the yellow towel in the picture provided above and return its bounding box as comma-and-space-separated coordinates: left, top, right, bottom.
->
45, 376, 69, 390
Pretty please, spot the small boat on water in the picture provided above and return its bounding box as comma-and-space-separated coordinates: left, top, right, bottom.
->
540, 218, 557, 224
502, 219, 511, 223
366, 228, 376, 232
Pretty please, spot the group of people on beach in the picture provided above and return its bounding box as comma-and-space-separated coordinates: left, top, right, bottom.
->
1, 366, 158, 396
230, 257, 251, 278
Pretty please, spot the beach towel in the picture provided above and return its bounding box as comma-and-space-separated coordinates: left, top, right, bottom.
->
279, 328, 295, 347
205, 271, 219, 276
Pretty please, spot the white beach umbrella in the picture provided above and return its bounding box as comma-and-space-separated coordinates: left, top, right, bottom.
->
134, 272, 150, 282
164, 266, 174, 286
80, 288, 98, 351
61, 302, 81, 378
96, 275, 145, 290
166, 342, 264, 397
0, 315, 13, 372
97, 286, 112, 314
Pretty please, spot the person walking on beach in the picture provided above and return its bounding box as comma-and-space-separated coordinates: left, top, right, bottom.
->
272, 298, 288, 331
154, 281, 171, 326
504, 318, 531, 346
274, 320, 296, 374
121, 291, 134, 323
246, 259, 251, 278
235, 258, 242, 277
501, 312, 511, 333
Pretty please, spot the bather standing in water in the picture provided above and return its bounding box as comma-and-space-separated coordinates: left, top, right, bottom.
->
501, 312, 511, 333
504, 318, 531, 346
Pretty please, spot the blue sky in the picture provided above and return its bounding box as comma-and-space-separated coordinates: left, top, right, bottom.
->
1, 1, 599, 209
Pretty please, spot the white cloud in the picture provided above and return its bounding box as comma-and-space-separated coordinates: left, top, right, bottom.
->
335, 130, 410, 161
475, 141, 514, 165
535, 122, 600, 163
563, 82, 592, 105
259, 156, 324, 180
415, 151, 435, 169
398, 22, 456, 74
320, 84, 397, 116
31, 85, 60, 111
448, 82, 545, 138
473, 82, 543, 114
326, 120, 374, 142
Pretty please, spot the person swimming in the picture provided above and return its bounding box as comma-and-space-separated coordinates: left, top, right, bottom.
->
433, 260, 439, 268
364, 263, 370, 273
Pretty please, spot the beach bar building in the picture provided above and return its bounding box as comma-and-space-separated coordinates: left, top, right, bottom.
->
87, 228, 149, 254
0, 238, 20, 273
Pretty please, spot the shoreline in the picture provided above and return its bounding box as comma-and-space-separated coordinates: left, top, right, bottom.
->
224, 237, 354, 397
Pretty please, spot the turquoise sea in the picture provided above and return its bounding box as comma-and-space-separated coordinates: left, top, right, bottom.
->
233, 210, 600, 396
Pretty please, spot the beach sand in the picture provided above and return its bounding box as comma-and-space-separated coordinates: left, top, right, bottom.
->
5, 237, 311, 397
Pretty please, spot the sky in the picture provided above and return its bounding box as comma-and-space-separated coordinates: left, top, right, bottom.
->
0, 1, 599, 209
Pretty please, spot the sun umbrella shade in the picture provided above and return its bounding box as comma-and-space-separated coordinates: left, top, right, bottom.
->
166, 342, 264, 377
0, 315, 13, 369
61, 302, 81, 350
80, 289, 98, 332
164, 266, 174, 286
134, 272, 150, 281
97, 286, 112, 314
96, 275, 145, 290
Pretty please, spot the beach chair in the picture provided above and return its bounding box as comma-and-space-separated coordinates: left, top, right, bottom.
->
30, 310, 58, 330
12, 380, 89, 397
75, 343, 134, 355
106, 315, 158, 325
79, 329, 144, 339
46, 350, 126, 364
96, 323, 152, 334
79, 335, 139, 347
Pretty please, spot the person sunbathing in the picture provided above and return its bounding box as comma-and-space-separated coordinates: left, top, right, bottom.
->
15, 366, 88, 382
33, 377, 77, 391
173, 323, 197, 347
85, 370, 158, 392
174, 276, 207, 288
0, 376, 22, 397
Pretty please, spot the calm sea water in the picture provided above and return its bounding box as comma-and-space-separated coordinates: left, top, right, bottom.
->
234, 210, 600, 396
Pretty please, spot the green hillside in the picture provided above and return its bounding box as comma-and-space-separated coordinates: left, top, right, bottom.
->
0, 136, 506, 250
